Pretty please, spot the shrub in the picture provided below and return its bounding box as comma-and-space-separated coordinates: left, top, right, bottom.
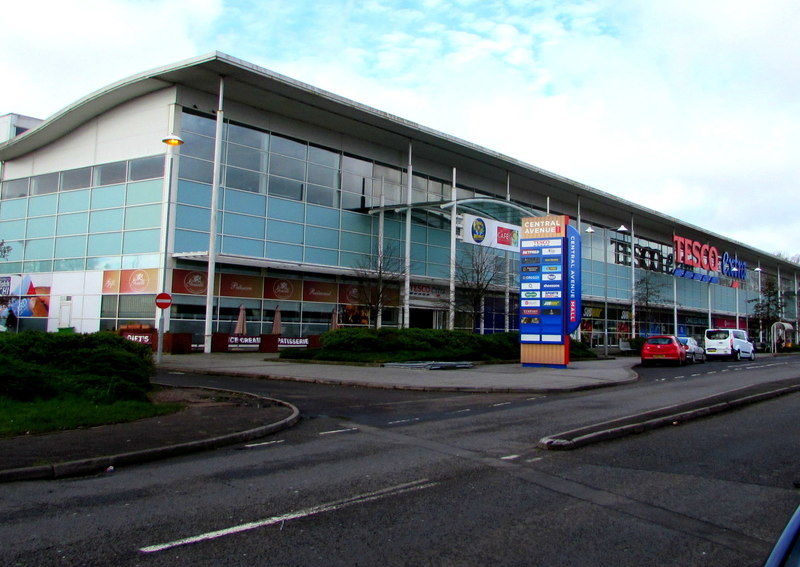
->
0, 330, 153, 403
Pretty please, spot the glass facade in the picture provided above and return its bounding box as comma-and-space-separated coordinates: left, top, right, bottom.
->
0, 106, 796, 343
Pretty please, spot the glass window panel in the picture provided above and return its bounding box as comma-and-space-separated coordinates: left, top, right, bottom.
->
179, 156, 214, 184
181, 132, 215, 161
31, 173, 59, 195
24, 238, 54, 259
2, 178, 29, 199
374, 164, 401, 184
119, 294, 156, 318
128, 156, 164, 181
266, 242, 303, 262
54, 258, 86, 271
226, 143, 265, 171
308, 146, 340, 168
87, 256, 122, 270
225, 167, 264, 193
222, 212, 265, 238
270, 135, 306, 159
177, 180, 211, 207
341, 210, 372, 234
340, 232, 371, 253
342, 155, 372, 176
26, 216, 55, 238
266, 219, 303, 243
91, 184, 125, 209
342, 172, 372, 195
341, 190, 369, 210
55, 235, 87, 258
0, 198, 28, 220
176, 204, 210, 231
228, 123, 267, 149
125, 204, 161, 230
93, 161, 127, 186
306, 184, 337, 207
269, 154, 305, 181
269, 176, 303, 201
223, 188, 266, 217
268, 196, 304, 222
58, 189, 90, 213
122, 229, 160, 254
182, 112, 216, 136
305, 247, 338, 266
221, 235, 264, 257
56, 212, 88, 235
88, 232, 122, 255
305, 226, 338, 248
61, 167, 92, 190
383, 182, 402, 205
126, 179, 162, 205
307, 164, 339, 188
306, 204, 339, 228
174, 229, 210, 253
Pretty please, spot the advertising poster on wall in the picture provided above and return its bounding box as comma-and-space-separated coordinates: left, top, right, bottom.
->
461, 214, 521, 252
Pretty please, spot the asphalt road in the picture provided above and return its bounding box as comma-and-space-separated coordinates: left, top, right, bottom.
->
3, 355, 800, 566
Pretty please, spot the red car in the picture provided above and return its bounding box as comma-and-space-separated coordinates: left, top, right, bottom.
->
640, 335, 687, 366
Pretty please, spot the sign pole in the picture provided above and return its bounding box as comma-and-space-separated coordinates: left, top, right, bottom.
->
155, 292, 172, 364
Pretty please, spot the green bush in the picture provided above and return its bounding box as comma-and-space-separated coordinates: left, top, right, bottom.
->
0, 330, 153, 403
569, 340, 598, 359
290, 328, 522, 363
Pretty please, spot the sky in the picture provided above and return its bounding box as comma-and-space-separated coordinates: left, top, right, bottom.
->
2, 0, 799, 259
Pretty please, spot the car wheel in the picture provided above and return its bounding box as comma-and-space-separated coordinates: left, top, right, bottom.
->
733, 350, 741, 361
699, 353, 706, 363
749, 350, 756, 361
688, 353, 695, 364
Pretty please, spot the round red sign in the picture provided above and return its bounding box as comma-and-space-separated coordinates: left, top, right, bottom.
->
155, 292, 172, 309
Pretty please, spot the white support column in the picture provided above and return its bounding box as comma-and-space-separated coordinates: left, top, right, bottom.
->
204, 76, 225, 353
504, 172, 511, 333
403, 141, 412, 328
377, 180, 385, 329
630, 214, 636, 338
448, 167, 457, 330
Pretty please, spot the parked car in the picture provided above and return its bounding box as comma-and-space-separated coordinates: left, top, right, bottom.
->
677, 337, 706, 363
641, 335, 687, 366
704, 328, 755, 361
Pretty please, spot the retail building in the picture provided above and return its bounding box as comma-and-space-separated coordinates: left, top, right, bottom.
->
0, 52, 796, 351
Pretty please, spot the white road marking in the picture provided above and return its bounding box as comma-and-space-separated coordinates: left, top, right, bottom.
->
450, 409, 472, 414
139, 479, 438, 554
491, 402, 512, 407
500, 454, 520, 461
319, 427, 359, 436
387, 418, 421, 425
243, 439, 285, 448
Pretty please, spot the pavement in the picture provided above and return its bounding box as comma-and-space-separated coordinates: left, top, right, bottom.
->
3, 352, 798, 482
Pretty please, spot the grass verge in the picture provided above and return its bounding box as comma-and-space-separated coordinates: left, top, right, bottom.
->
0, 397, 184, 438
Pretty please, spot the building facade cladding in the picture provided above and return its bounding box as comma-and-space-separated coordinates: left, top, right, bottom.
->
0, 54, 796, 345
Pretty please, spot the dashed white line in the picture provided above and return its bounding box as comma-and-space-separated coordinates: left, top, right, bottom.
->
319, 427, 359, 436
244, 439, 285, 449
492, 402, 512, 407
500, 454, 520, 461
450, 409, 472, 414
387, 418, 421, 425
139, 479, 438, 554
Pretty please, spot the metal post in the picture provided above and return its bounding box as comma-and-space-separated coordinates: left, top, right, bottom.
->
204, 76, 225, 353
449, 167, 457, 330
403, 141, 412, 328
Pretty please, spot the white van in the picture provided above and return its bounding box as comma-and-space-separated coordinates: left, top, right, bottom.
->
704, 329, 755, 361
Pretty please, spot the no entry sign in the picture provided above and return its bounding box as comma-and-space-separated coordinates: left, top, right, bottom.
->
155, 292, 172, 309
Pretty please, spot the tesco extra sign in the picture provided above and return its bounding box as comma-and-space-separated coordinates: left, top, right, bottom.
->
673, 235, 720, 271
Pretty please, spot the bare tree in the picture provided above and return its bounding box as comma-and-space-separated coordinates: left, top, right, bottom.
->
350, 242, 405, 329
634, 271, 667, 335
455, 245, 506, 334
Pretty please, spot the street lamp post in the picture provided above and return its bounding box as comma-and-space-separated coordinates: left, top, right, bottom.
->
585, 225, 610, 357
755, 266, 763, 348
156, 133, 184, 364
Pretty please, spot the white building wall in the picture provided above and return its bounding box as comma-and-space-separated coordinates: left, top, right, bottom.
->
3, 88, 176, 179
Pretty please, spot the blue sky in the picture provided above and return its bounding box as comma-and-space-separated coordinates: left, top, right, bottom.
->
2, 0, 799, 258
